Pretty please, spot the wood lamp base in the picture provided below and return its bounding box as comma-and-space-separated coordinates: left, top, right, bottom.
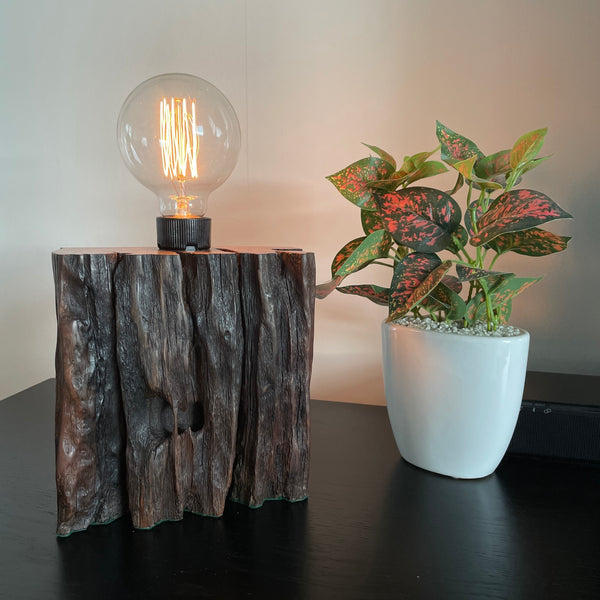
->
52, 246, 315, 536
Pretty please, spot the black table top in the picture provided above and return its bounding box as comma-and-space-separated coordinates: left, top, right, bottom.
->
1, 380, 599, 600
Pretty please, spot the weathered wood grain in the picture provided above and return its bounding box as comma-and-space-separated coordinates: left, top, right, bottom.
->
114, 252, 243, 529
53, 247, 315, 533
53, 252, 126, 536
228, 249, 315, 507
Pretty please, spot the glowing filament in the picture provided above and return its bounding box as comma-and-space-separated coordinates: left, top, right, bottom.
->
160, 97, 199, 183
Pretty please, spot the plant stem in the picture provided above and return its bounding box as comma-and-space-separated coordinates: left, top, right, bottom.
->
372, 260, 394, 268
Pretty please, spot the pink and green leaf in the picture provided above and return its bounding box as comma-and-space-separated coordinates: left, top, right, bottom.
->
496, 300, 512, 325
464, 201, 483, 237
488, 227, 571, 257
404, 160, 448, 185
474, 150, 511, 179
375, 187, 462, 252
426, 283, 467, 321
315, 276, 344, 299
362, 143, 396, 170
334, 230, 392, 278
447, 225, 469, 256
436, 121, 483, 164
361, 209, 385, 235
510, 128, 547, 170
465, 275, 540, 322
471, 189, 572, 247
331, 237, 364, 277
388, 253, 452, 321
456, 265, 509, 282
396, 147, 439, 176
337, 284, 389, 306
488, 276, 542, 306
327, 157, 395, 208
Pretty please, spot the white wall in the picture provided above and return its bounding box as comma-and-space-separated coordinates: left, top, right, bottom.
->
1, 0, 599, 402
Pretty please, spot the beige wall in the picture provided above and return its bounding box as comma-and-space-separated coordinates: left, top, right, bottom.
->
1, 0, 598, 402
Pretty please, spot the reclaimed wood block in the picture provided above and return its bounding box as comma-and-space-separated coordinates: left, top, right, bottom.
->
224, 249, 315, 507
114, 251, 243, 529
52, 251, 126, 536
53, 246, 315, 534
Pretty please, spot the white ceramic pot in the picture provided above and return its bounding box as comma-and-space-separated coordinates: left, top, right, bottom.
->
382, 321, 530, 479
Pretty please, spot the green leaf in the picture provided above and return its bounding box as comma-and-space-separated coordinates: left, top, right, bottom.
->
361, 209, 384, 235
474, 150, 511, 179
447, 225, 468, 256
333, 230, 392, 278
429, 283, 467, 321
464, 201, 483, 237
451, 155, 503, 191
316, 276, 344, 299
327, 157, 395, 208
465, 275, 541, 322
488, 228, 571, 257
436, 121, 483, 164
471, 189, 572, 247
450, 155, 478, 180
404, 161, 448, 185
396, 147, 439, 176
489, 276, 542, 307
456, 265, 509, 282
388, 253, 452, 322
465, 291, 486, 323
331, 237, 364, 277
496, 300, 512, 325
510, 128, 547, 170
337, 284, 389, 306
375, 187, 462, 252
520, 155, 551, 176
362, 143, 396, 170
444, 172, 464, 195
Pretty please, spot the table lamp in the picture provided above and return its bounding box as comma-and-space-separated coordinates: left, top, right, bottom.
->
117, 73, 241, 250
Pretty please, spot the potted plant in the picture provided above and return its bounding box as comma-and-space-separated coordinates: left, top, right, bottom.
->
317, 122, 572, 478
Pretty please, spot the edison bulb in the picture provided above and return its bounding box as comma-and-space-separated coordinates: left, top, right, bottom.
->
117, 73, 241, 249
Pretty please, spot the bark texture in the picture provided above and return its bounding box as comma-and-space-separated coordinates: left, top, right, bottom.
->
227, 250, 315, 507
53, 247, 315, 534
53, 251, 126, 536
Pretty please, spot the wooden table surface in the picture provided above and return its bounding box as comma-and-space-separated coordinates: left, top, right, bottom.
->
1, 379, 599, 599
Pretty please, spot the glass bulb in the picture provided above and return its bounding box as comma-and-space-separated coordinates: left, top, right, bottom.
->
117, 73, 241, 218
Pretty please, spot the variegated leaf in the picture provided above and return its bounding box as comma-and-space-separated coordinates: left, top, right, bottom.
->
510, 128, 547, 170
471, 189, 572, 247
362, 143, 396, 170
447, 225, 469, 255
335, 230, 392, 278
327, 157, 395, 208
427, 283, 466, 321
474, 149, 511, 179
450, 155, 478, 180
361, 209, 385, 235
337, 284, 390, 306
396, 147, 439, 176
456, 265, 509, 282
488, 276, 542, 307
465, 275, 540, 322
388, 253, 452, 321
464, 201, 483, 237
404, 161, 448, 185
496, 300, 512, 325
445, 172, 464, 195
436, 121, 483, 163
331, 237, 364, 277
488, 227, 571, 257
375, 187, 462, 252
316, 276, 344, 299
